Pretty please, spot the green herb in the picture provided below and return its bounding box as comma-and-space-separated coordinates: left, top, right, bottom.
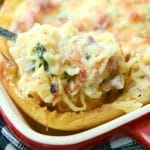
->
34, 42, 46, 58
85, 53, 91, 60
33, 42, 49, 71
43, 60, 49, 71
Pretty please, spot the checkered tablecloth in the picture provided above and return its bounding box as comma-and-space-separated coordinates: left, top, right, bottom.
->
0, 117, 145, 150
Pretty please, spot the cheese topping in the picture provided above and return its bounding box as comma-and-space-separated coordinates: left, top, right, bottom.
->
9, 0, 150, 64
10, 22, 127, 112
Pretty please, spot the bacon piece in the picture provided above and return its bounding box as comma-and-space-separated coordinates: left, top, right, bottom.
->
31, 0, 58, 13
96, 12, 111, 29
144, 32, 150, 42
128, 11, 144, 22
75, 22, 85, 31
77, 68, 87, 82
69, 51, 81, 66
106, 57, 118, 72
75, 18, 97, 31
10, 1, 58, 32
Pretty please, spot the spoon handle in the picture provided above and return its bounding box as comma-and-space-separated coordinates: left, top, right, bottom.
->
0, 27, 17, 41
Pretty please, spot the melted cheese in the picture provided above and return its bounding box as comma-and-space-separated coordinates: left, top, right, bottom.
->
10, 22, 126, 111
6, 0, 150, 112
9, 0, 150, 62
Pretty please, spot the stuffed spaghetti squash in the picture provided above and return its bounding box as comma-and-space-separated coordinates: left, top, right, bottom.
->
0, 0, 149, 131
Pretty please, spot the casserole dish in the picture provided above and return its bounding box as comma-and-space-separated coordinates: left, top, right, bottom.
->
0, 82, 150, 150
0, 0, 149, 149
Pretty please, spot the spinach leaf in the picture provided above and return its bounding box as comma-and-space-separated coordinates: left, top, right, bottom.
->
33, 42, 49, 71
85, 53, 91, 60
43, 60, 49, 71
34, 42, 46, 58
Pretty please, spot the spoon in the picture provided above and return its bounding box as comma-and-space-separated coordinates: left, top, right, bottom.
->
0, 27, 17, 41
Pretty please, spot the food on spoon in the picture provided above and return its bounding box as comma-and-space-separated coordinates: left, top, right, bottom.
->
0, 22, 149, 131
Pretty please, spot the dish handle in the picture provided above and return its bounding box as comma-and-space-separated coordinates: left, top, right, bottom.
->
124, 113, 150, 149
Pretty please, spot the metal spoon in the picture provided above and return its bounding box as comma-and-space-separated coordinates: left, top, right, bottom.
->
0, 27, 17, 41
